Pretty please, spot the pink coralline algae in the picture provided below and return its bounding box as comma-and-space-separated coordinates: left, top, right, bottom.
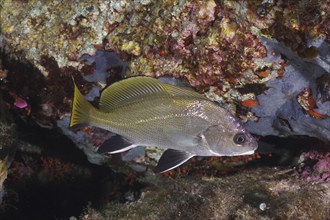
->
296, 151, 330, 182
13, 97, 27, 109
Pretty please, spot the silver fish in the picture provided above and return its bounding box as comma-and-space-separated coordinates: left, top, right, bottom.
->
70, 77, 258, 172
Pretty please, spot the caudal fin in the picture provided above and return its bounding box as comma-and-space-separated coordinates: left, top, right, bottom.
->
70, 78, 94, 128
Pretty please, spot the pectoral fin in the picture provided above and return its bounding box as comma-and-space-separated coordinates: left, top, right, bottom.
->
155, 149, 195, 173
97, 134, 136, 154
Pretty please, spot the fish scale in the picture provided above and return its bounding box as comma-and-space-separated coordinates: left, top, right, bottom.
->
70, 76, 258, 172
93, 99, 210, 148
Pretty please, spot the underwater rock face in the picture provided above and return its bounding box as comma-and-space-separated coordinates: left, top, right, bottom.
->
0, 95, 17, 205
296, 150, 330, 182
0, 0, 330, 168
80, 51, 127, 85
246, 38, 330, 142
81, 167, 330, 220
0, 1, 330, 219
1, 0, 329, 170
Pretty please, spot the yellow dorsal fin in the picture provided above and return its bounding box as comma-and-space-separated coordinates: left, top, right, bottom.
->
99, 76, 206, 112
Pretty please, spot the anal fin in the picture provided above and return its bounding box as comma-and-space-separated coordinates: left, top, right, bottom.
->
97, 134, 136, 154
155, 149, 195, 173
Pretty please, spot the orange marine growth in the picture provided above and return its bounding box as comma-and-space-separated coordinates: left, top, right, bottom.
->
241, 99, 259, 108
297, 88, 329, 119
308, 110, 328, 119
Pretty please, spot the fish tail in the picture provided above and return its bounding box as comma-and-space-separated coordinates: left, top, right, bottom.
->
70, 78, 95, 128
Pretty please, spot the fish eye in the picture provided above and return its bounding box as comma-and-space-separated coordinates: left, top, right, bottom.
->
233, 133, 246, 145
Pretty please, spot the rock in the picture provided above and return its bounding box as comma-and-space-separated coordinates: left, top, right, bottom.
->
246, 38, 330, 142
0, 3, 330, 219
0, 94, 17, 205
83, 167, 330, 220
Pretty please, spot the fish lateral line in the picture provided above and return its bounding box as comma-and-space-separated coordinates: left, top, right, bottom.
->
70, 76, 259, 173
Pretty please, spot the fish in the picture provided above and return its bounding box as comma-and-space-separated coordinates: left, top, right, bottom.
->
70, 76, 258, 173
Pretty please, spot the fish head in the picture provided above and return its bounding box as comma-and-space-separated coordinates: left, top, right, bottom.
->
203, 114, 258, 156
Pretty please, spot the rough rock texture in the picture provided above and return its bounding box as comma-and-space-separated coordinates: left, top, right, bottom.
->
0, 94, 17, 205
0, 3, 330, 218
246, 38, 330, 141
0, 0, 329, 176
80, 167, 330, 220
